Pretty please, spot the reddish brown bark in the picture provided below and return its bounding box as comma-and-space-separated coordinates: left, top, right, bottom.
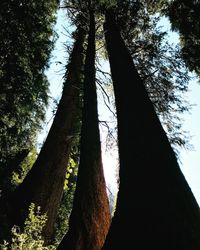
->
57, 6, 110, 250
0, 26, 86, 243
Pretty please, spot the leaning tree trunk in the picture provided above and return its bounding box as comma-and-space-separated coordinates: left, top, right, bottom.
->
102, 9, 200, 250
57, 6, 110, 250
0, 25, 86, 243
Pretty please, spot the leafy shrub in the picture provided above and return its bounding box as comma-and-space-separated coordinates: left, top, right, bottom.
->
0, 203, 56, 250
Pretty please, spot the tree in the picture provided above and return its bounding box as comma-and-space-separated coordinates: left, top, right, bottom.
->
1, 1, 199, 248
0, 0, 58, 194
147, 0, 200, 77
111, 0, 191, 153
0, 21, 86, 243
57, 4, 110, 249
102, 8, 200, 250
166, 0, 200, 77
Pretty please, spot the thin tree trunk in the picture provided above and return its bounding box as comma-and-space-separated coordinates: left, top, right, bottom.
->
102, 9, 200, 250
0, 25, 86, 243
57, 6, 110, 250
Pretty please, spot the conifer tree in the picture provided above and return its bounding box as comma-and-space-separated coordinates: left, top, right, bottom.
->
0, 19, 86, 243
58, 3, 110, 249
0, 0, 58, 193
102, 8, 200, 250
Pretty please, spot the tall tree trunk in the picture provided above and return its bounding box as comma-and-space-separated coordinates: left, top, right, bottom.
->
102, 9, 200, 250
57, 6, 110, 250
0, 25, 86, 243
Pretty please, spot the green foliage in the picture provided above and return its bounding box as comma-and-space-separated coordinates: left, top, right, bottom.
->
98, 0, 117, 8
0, 204, 56, 250
0, 1, 195, 245
112, 1, 191, 150
147, 0, 200, 76
0, 0, 58, 180
63, 158, 77, 190
54, 156, 78, 243
145, 0, 170, 14
166, 0, 200, 76
11, 148, 37, 187
69, 0, 191, 151
0, 149, 30, 195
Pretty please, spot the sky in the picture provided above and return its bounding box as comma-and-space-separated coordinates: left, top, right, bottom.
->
179, 80, 200, 204
158, 17, 200, 205
41, 9, 200, 204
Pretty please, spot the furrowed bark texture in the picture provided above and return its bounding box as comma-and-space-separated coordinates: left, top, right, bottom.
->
1, 26, 86, 243
102, 10, 200, 250
58, 8, 110, 250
